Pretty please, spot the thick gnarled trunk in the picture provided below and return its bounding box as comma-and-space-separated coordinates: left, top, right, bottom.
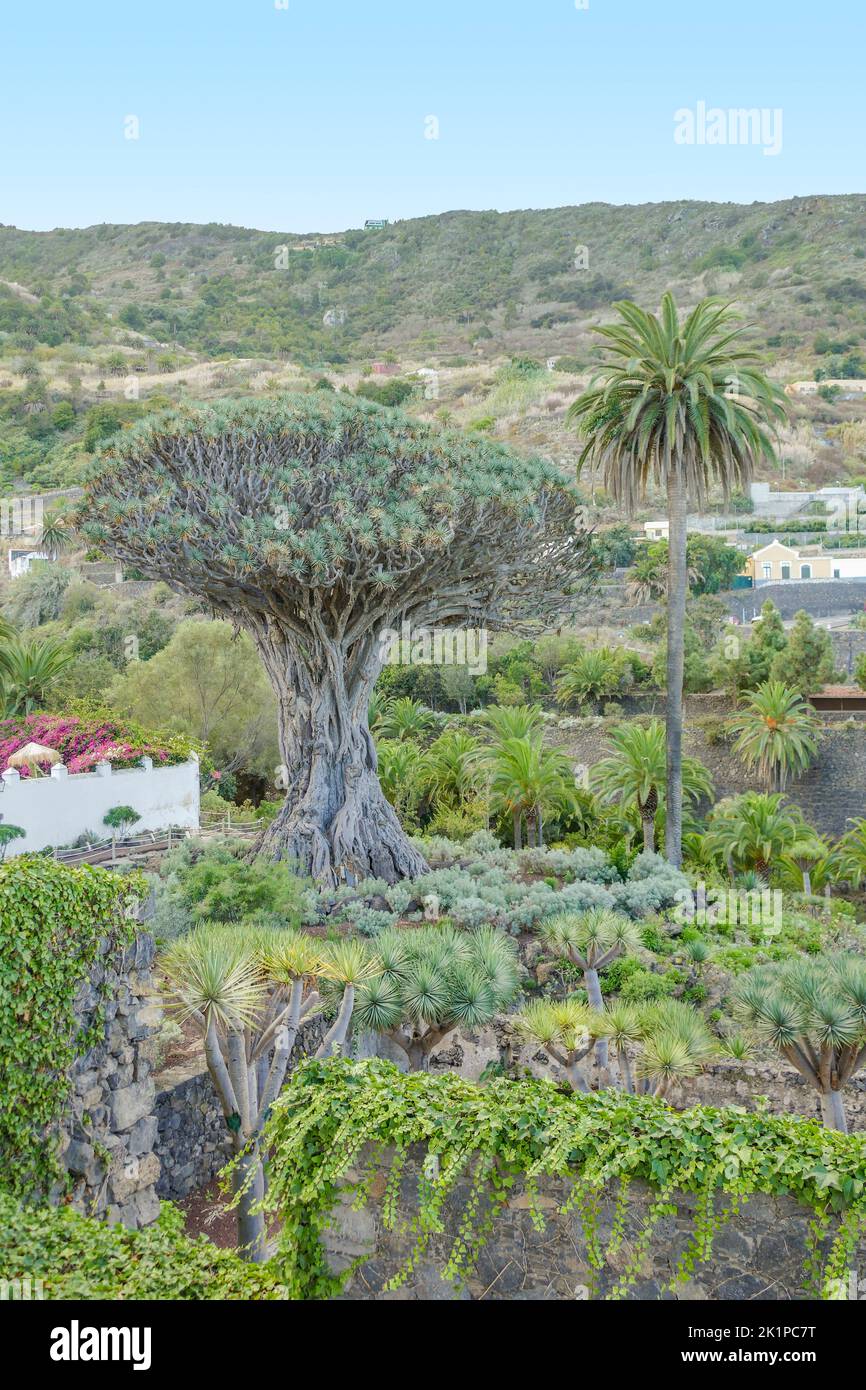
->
249, 625, 428, 885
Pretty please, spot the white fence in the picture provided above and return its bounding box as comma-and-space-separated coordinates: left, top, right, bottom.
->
0, 755, 200, 857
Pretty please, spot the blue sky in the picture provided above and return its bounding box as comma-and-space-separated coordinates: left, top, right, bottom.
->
2, 0, 862, 232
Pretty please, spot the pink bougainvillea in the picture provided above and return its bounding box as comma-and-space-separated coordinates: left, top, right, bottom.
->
0, 714, 183, 778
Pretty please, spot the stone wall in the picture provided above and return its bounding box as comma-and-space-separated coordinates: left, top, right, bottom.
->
550, 715, 866, 837
326, 1150, 866, 1300
153, 1014, 328, 1200
61, 933, 163, 1230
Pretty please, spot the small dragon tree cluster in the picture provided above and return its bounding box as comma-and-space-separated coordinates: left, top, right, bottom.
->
78, 393, 594, 885
161, 926, 376, 1259
350, 924, 521, 1071
536, 908, 643, 1067
733, 956, 866, 1133
515, 997, 717, 1098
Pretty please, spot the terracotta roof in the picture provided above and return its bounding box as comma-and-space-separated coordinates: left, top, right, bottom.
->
810, 685, 866, 697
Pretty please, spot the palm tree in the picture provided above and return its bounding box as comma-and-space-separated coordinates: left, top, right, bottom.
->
733, 956, 866, 1132
374, 696, 436, 742
422, 730, 481, 809
727, 680, 820, 791
591, 718, 714, 853
833, 819, 866, 888
484, 736, 575, 849
706, 792, 808, 876
554, 646, 627, 711
480, 703, 544, 743
567, 294, 786, 866
0, 634, 73, 715
39, 514, 73, 562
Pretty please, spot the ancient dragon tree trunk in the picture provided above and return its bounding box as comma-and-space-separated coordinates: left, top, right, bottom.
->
249, 625, 428, 886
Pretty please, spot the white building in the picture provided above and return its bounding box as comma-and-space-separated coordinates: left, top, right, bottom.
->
7, 548, 49, 579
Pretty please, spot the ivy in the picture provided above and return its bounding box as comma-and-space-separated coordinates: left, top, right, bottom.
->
261, 1057, 866, 1300
0, 1195, 288, 1299
0, 856, 145, 1199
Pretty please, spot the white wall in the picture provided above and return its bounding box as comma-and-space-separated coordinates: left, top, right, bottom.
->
0, 755, 200, 856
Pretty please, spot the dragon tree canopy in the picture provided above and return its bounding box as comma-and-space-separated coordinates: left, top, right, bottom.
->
79, 392, 595, 884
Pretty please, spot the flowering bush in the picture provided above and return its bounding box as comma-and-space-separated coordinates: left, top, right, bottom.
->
0, 712, 197, 778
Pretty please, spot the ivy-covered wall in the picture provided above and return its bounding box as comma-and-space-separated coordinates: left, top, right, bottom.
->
0, 856, 162, 1227
326, 1158, 863, 1300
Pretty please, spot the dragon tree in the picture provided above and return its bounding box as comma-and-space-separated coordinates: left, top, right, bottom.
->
79, 394, 593, 884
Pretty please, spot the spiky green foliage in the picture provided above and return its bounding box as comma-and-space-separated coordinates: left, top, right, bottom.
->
352, 924, 521, 1068
565, 294, 786, 510
79, 393, 593, 631
733, 956, 866, 1131
554, 646, 629, 709
832, 819, 866, 889
727, 680, 820, 791
481, 736, 576, 849
374, 696, 437, 743
161, 924, 356, 1258
0, 633, 72, 715
706, 792, 810, 874
591, 718, 713, 851
516, 990, 716, 1099
539, 907, 644, 973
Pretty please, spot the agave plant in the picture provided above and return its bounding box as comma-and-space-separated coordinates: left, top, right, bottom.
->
352, 924, 521, 1070
536, 908, 643, 1068
732, 955, 866, 1132
161, 926, 373, 1258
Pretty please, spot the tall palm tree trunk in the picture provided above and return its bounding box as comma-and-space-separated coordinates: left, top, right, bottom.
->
665, 467, 687, 867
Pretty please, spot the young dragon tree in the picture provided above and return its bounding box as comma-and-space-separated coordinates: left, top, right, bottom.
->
78, 394, 594, 885
161, 926, 375, 1259
515, 997, 716, 1098
733, 956, 866, 1133
351, 924, 521, 1071
536, 908, 643, 1070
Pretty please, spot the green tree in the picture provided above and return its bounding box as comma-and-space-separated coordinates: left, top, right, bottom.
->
161, 929, 371, 1256
706, 792, 809, 875
733, 957, 866, 1132
727, 680, 820, 791
555, 646, 631, 710
352, 925, 520, 1070
81, 394, 593, 884
770, 610, 838, 694
108, 620, 278, 777
0, 634, 73, 714
484, 736, 576, 849
591, 718, 714, 852
535, 909, 643, 1070
568, 295, 785, 866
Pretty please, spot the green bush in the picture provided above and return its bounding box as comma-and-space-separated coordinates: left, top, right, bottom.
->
0, 1197, 287, 1299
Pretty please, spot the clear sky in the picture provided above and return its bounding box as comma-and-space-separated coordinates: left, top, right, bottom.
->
2, 0, 863, 233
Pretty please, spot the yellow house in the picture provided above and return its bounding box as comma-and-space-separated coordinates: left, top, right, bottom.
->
745, 541, 833, 584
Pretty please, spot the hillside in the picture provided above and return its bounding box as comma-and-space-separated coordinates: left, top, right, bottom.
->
2, 196, 866, 498
2, 196, 866, 364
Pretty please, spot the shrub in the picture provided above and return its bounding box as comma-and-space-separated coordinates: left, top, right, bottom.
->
0, 1197, 287, 1299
